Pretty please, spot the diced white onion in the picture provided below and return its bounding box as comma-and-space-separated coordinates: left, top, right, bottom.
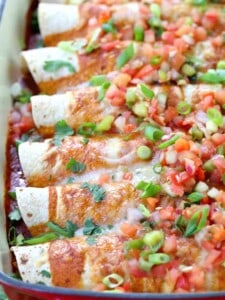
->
195, 181, 209, 193
207, 187, 220, 199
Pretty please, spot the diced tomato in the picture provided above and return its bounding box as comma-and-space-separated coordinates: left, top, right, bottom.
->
122, 282, 131, 292
215, 90, 225, 106
205, 10, 219, 24
194, 27, 207, 42
188, 266, 205, 290
123, 124, 136, 133
160, 207, 176, 221
175, 274, 190, 291
162, 235, 177, 253
133, 65, 153, 79
123, 172, 133, 180
202, 94, 215, 111
161, 31, 175, 45
173, 38, 189, 53
170, 52, 186, 70
164, 107, 178, 123
97, 174, 110, 185
146, 197, 159, 211
98, 10, 110, 24
205, 249, 221, 266
128, 260, 148, 278
202, 240, 215, 251
196, 168, 205, 181
101, 41, 119, 51
174, 138, 190, 152
120, 223, 138, 237
19, 116, 35, 133
211, 133, 225, 146
211, 228, 225, 244
110, 96, 125, 107
200, 140, 216, 160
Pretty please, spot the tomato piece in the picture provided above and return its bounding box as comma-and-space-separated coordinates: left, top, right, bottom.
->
19, 116, 35, 133
175, 274, 190, 291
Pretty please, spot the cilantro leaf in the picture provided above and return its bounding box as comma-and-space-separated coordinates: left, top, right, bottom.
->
81, 182, 106, 202
66, 158, 86, 174
53, 120, 74, 146
83, 218, 104, 236
102, 19, 117, 34
43, 60, 76, 73
17, 90, 32, 103
40, 270, 51, 278
8, 191, 16, 200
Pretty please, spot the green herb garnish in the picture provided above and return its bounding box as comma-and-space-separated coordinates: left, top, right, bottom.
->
66, 158, 86, 174
47, 221, 77, 238
83, 218, 104, 236
81, 182, 106, 202
116, 43, 135, 69
43, 60, 76, 73
53, 120, 74, 146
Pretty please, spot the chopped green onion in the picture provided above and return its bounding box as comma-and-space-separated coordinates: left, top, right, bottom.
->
102, 19, 117, 34
23, 232, 59, 245
96, 116, 114, 132
116, 43, 135, 69
43, 60, 76, 73
158, 135, 180, 149
150, 3, 161, 18
207, 108, 223, 127
8, 191, 16, 200
136, 181, 161, 198
102, 273, 124, 289
199, 70, 225, 84
184, 207, 209, 237
47, 221, 77, 237
181, 64, 196, 77
153, 163, 163, 174
177, 101, 192, 115
17, 90, 32, 104
132, 102, 148, 117
143, 230, 164, 253
150, 55, 162, 66
191, 0, 207, 5
98, 81, 111, 101
85, 28, 101, 53
137, 145, 152, 160
187, 192, 204, 203
66, 158, 86, 174
217, 60, 225, 70
125, 239, 144, 252
138, 204, 151, 217
77, 122, 96, 137
134, 26, 144, 42
144, 125, 164, 142
217, 145, 225, 156
57, 39, 87, 53
125, 87, 137, 107
148, 16, 163, 37
158, 70, 167, 82
139, 256, 153, 272
203, 160, 215, 172
139, 84, 155, 99
89, 75, 107, 86
148, 253, 170, 265
190, 126, 203, 141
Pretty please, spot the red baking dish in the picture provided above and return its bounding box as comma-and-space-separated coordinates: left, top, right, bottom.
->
1, 0, 225, 299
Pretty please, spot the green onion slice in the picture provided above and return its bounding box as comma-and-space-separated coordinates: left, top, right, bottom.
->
47, 221, 77, 237
148, 253, 170, 265
43, 60, 76, 73
184, 207, 209, 237
140, 84, 155, 99
177, 101, 192, 115
207, 108, 224, 127
187, 192, 204, 203
23, 232, 59, 245
158, 135, 180, 149
77, 122, 96, 137
153, 163, 163, 174
134, 26, 144, 42
136, 181, 161, 198
144, 125, 164, 142
102, 273, 124, 289
116, 43, 135, 69
143, 230, 164, 253
199, 69, 225, 84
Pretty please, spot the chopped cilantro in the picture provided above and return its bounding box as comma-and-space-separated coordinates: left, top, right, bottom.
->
81, 182, 106, 202
66, 158, 86, 174
83, 218, 104, 236
53, 120, 74, 146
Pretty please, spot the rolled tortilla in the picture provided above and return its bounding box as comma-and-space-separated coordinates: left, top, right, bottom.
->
18, 134, 158, 187
12, 235, 127, 289
16, 182, 139, 236
31, 84, 223, 137
12, 234, 224, 291
31, 87, 124, 137
21, 45, 122, 94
